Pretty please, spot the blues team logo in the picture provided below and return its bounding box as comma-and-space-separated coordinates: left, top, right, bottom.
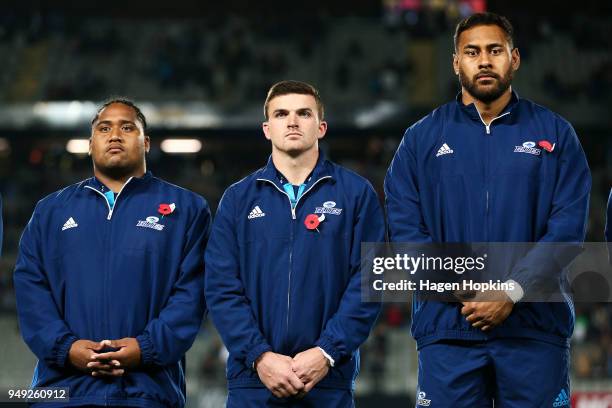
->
416, 391, 431, 406
136, 215, 165, 231
315, 201, 342, 216
514, 141, 541, 156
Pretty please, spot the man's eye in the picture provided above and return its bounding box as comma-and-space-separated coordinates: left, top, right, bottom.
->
99, 126, 110, 132
122, 125, 134, 131
300, 112, 312, 118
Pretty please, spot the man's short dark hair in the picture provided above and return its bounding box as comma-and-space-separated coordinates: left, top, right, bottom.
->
91, 97, 147, 131
454, 12, 514, 51
264, 80, 324, 120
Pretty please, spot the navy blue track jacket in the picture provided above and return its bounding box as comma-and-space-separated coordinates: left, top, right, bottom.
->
14, 172, 210, 408
385, 92, 591, 349
204, 154, 384, 390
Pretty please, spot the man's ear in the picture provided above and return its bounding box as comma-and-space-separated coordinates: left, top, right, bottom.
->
317, 121, 328, 140
262, 122, 271, 141
511, 47, 521, 71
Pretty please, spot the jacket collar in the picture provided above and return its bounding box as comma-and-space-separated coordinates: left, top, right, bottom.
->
84, 170, 153, 192
257, 151, 334, 187
455, 89, 519, 122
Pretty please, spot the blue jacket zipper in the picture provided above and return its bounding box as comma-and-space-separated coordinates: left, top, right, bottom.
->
256, 176, 332, 342
474, 111, 510, 241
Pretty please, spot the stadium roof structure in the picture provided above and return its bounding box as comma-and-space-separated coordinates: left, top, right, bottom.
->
0, 101, 409, 132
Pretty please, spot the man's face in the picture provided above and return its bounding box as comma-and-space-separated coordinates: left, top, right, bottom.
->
453, 24, 520, 104
263, 93, 327, 157
90, 103, 149, 178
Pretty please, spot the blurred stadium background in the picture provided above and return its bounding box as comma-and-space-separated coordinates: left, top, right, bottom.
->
0, 0, 611, 406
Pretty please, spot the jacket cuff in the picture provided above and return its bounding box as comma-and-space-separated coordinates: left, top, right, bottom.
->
136, 333, 155, 367
317, 346, 335, 367
510, 253, 562, 300
504, 279, 524, 303
55, 334, 78, 368
315, 337, 340, 364
247, 343, 273, 370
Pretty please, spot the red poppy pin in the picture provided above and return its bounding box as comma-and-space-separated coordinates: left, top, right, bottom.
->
538, 140, 555, 153
158, 203, 176, 218
304, 214, 325, 232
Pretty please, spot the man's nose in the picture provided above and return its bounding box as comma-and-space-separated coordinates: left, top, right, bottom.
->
287, 113, 298, 127
110, 127, 123, 140
478, 53, 492, 69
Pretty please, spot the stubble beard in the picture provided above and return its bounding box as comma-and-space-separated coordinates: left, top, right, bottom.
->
459, 66, 514, 104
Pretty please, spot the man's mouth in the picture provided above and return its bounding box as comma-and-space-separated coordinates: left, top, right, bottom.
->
107, 145, 124, 153
476, 73, 498, 81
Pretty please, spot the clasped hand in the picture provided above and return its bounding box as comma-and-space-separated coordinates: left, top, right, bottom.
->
68, 338, 141, 377
255, 348, 330, 398
459, 290, 514, 331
